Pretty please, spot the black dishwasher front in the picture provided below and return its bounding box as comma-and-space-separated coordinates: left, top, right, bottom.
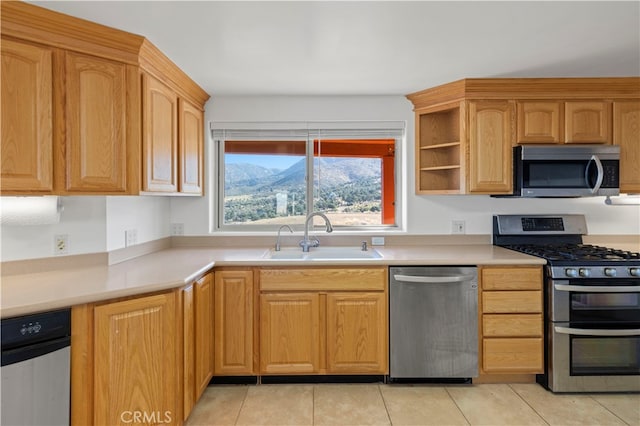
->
1, 308, 71, 426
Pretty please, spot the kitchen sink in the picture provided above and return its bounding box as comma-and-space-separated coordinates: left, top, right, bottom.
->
263, 246, 383, 261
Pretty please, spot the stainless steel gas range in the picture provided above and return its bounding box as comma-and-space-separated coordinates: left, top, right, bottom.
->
493, 214, 640, 393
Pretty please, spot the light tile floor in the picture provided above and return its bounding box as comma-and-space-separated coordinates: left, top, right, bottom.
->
185, 383, 640, 426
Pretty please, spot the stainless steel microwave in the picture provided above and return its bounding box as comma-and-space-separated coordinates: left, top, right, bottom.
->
512, 145, 620, 197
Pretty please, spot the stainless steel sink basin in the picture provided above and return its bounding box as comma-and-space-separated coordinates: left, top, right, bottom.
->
263, 246, 382, 261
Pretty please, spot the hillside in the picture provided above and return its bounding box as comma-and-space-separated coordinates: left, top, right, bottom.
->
224, 157, 382, 224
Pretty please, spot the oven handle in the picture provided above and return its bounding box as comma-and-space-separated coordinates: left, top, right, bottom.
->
554, 326, 640, 337
554, 284, 640, 293
585, 154, 604, 194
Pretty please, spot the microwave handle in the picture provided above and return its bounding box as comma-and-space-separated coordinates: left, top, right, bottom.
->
585, 155, 604, 194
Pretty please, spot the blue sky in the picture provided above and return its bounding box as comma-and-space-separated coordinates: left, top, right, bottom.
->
226, 154, 303, 170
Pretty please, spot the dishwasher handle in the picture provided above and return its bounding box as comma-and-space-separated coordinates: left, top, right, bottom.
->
393, 274, 475, 284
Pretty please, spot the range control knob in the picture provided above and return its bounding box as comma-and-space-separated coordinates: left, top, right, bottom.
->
579, 268, 591, 278
604, 268, 617, 277
565, 268, 579, 278
629, 267, 640, 277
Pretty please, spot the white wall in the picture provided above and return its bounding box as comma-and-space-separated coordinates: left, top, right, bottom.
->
171, 95, 640, 236
1, 196, 107, 261
105, 196, 171, 251
1, 195, 172, 261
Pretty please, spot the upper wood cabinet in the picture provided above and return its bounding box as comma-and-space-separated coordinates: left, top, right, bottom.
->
516, 100, 612, 144
564, 101, 611, 144
516, 101, 563, 144
468, 101, 514, 194
0, 1, 209, 196
414, 103, 464, 194
0, 38, 53, 193
613, 101, 640, 193
179, 99, 205, 194
143, 74, 179, 192
407, 78, 639, 195
142, 76, 205, 195
63, 52, 134, 193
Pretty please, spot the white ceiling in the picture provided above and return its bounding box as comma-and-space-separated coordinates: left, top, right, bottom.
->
31, 1, 640, 96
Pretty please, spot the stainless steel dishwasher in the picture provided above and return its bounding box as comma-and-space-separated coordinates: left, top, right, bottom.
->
1, 309, 71, 426
389, 266, 478, 380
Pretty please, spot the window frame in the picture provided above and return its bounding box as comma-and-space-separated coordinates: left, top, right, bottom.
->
211, 121, 405, 233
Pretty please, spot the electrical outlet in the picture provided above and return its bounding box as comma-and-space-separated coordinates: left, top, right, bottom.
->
371, 236, 385, 246
125, 229, 137, 247
54, 234, 68, 255
452, 220, 466, 234
171, 223, 184, 236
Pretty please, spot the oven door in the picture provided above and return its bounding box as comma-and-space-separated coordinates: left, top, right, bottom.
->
550, 279, 640, 323
548, 322, 640, 392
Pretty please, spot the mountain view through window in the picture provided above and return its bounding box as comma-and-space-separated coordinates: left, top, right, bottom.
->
220, 137, 396, 228
224, 153, 383, 226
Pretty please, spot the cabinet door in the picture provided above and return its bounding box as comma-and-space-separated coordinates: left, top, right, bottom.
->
179, 99, 204, 194
143, 74, 178, 192
326, 292, 387, 374
214, 270, 254, 375
182, 285, 196, 419
516, 101, 563, 144
565, 101, 611, 144
614, 101, 640, 193
260, 293, 321, 374
93, 292, 179, 425
468, 100, 514, 194
64, 52, 128, 192
1, 38, 53, 193
194, 273, 214, 398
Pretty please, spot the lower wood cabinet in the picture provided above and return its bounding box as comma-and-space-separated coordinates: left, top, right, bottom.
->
71, 273, 215, 426
479, 266, 544, 376
71, 290, 182, 425
260, 293, 321, 374
259, 267, 388, 375
182, 273, 214, 420
326, 292, 387, 374
214, 269, 255, 375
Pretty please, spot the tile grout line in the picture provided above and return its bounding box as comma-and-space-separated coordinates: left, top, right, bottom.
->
377, 383, 394, 426
506, 384, 550, 426
233, 385, 250, 426
587, 394, 632, 426
443, 386, 472, 426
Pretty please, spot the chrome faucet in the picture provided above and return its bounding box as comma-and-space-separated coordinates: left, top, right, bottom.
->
275, 224, 293, 251
299, 212, 333, 252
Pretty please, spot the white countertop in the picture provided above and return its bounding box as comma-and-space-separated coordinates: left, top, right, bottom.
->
1, 245, 544, 318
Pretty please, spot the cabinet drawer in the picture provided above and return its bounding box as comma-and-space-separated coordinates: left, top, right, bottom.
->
483, 314, 542, 337
483, 338, 543, 373
482, 291, 542, 313
482, 267, 542, 290
260, 268, 386, 291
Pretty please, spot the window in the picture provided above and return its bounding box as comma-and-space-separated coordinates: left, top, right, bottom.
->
212, 122, 404, 231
